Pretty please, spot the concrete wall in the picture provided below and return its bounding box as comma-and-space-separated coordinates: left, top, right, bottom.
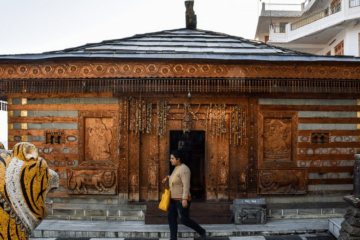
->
0, 101, 8, 149
316, 24, 360, 56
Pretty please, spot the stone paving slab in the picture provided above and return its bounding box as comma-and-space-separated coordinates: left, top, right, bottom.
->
31, 219, 329, 238
29, 234, 335, 240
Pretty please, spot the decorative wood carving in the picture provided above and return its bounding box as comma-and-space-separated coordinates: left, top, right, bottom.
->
258, 111, 298, 169
0, 61, 360, 80
67, 169, 117, 195
258, 169, 308, 194
78, 110, 119, 167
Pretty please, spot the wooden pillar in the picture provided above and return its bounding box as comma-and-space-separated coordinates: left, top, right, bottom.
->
216, 135, 229, 201
147, 131, 159, 201
247, 98, 259, 197
119, 98, 129, 203
129, 133, 140, 201
206, 133, 218, 201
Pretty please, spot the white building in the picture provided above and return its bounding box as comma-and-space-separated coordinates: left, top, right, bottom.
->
255, 0, 360, 56
0, 101, 8, 149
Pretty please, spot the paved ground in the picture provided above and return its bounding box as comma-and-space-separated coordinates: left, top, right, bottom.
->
29, 233, 336, 240
31, 219, 331, 239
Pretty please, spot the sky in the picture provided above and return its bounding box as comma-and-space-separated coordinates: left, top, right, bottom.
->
0, 0, 306, 55
0, 0, 305, 55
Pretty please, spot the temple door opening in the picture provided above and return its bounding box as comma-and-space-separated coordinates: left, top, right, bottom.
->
169, 130, 206, 200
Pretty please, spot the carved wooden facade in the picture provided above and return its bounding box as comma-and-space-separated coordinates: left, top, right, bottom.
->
2, 57, 359, 202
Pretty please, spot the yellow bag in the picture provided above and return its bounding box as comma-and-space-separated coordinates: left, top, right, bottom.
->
159, 165, 184, 211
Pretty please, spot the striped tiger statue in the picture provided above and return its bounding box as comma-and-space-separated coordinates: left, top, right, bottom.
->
0, 142, 59, 240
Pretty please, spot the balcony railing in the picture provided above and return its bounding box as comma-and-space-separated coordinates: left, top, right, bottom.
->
273, 25, 286, 33
0, 101, 7, 111
264, 0, 311, 11
291, 2, 342, 31
265, 3, 303, 11
350, 0, 360, 8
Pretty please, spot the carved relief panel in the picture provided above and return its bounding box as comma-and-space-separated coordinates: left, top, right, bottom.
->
67, 110, 119, 195
258, 111, 298, 169
67, 169, 117, 195
258, 169, 307, 194
78, 111, 119, 167
85, 118, 112, 161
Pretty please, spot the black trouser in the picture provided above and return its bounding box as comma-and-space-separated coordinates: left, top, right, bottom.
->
168, 199, 205, 240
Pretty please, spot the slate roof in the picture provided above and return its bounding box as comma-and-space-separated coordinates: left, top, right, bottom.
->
1, 28, 360, 62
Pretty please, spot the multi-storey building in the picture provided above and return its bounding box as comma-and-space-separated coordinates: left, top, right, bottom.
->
255, 0, 360, 56
0, 100, 8, 148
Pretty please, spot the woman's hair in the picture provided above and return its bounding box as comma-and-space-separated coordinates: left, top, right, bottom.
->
171, 150, 184, 163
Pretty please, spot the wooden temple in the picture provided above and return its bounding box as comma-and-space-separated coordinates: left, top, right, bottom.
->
1, 1, 360, 221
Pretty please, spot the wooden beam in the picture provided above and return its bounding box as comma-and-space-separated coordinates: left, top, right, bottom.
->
298, 154, 355, 160
298, 142, 360, 148
299, 118, 360, 124
39, 154, 78, 161
298, 130, 360, 136
8, 104, 118, 111
260, 105, 360, 112
8, 92, 113, 98
9, 129, 78, 136
308, 179, 353, 185
9, 117, 78, 123
308, 166, 353, 173
8, 142, 77, 148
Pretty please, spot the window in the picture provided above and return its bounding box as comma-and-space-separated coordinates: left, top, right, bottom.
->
326, 51, 331, 56
334, 40, 344, 55
311, 133, 330, 144
46, 131, 64, 144
265, 36, 269, 43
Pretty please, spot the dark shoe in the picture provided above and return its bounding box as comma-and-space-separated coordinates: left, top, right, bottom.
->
200, 230, 206, 240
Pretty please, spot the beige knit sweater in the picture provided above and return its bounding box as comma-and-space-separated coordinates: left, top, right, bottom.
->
169, 164, 191, 200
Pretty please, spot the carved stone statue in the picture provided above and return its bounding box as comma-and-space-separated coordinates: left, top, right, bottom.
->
0, 142, 59, 240
218, 162, 228, 185
68, 170, 116, 194
149, 161, 157, 186
130, 172, 138, 187
239, 172, 246, 189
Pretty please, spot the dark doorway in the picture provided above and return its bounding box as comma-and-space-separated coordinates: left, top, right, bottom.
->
169, 131, 206, 200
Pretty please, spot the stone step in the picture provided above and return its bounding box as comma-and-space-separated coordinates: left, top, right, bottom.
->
30, 218, 329, 238
47, 203, 146, 221
46, 215, 145, 221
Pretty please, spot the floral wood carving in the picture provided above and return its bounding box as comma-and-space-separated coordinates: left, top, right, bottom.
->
258, 111, 298, 169
0, 61, 360, 80
258, 169, 307, 194
78, 110, 119, 167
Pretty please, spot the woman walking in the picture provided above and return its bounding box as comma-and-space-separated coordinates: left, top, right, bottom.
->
162, 150, 206, 240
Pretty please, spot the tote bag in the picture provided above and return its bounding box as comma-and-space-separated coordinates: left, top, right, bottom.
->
159, 165, 184, 211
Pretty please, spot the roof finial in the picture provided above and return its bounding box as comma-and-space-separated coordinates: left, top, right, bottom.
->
185, 0, 197, 29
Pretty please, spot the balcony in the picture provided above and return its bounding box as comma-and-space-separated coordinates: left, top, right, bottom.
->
268, 0, 360, 44
265, 3, 304, 11
261, 0, 313, 17
291, 2, 341, 30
